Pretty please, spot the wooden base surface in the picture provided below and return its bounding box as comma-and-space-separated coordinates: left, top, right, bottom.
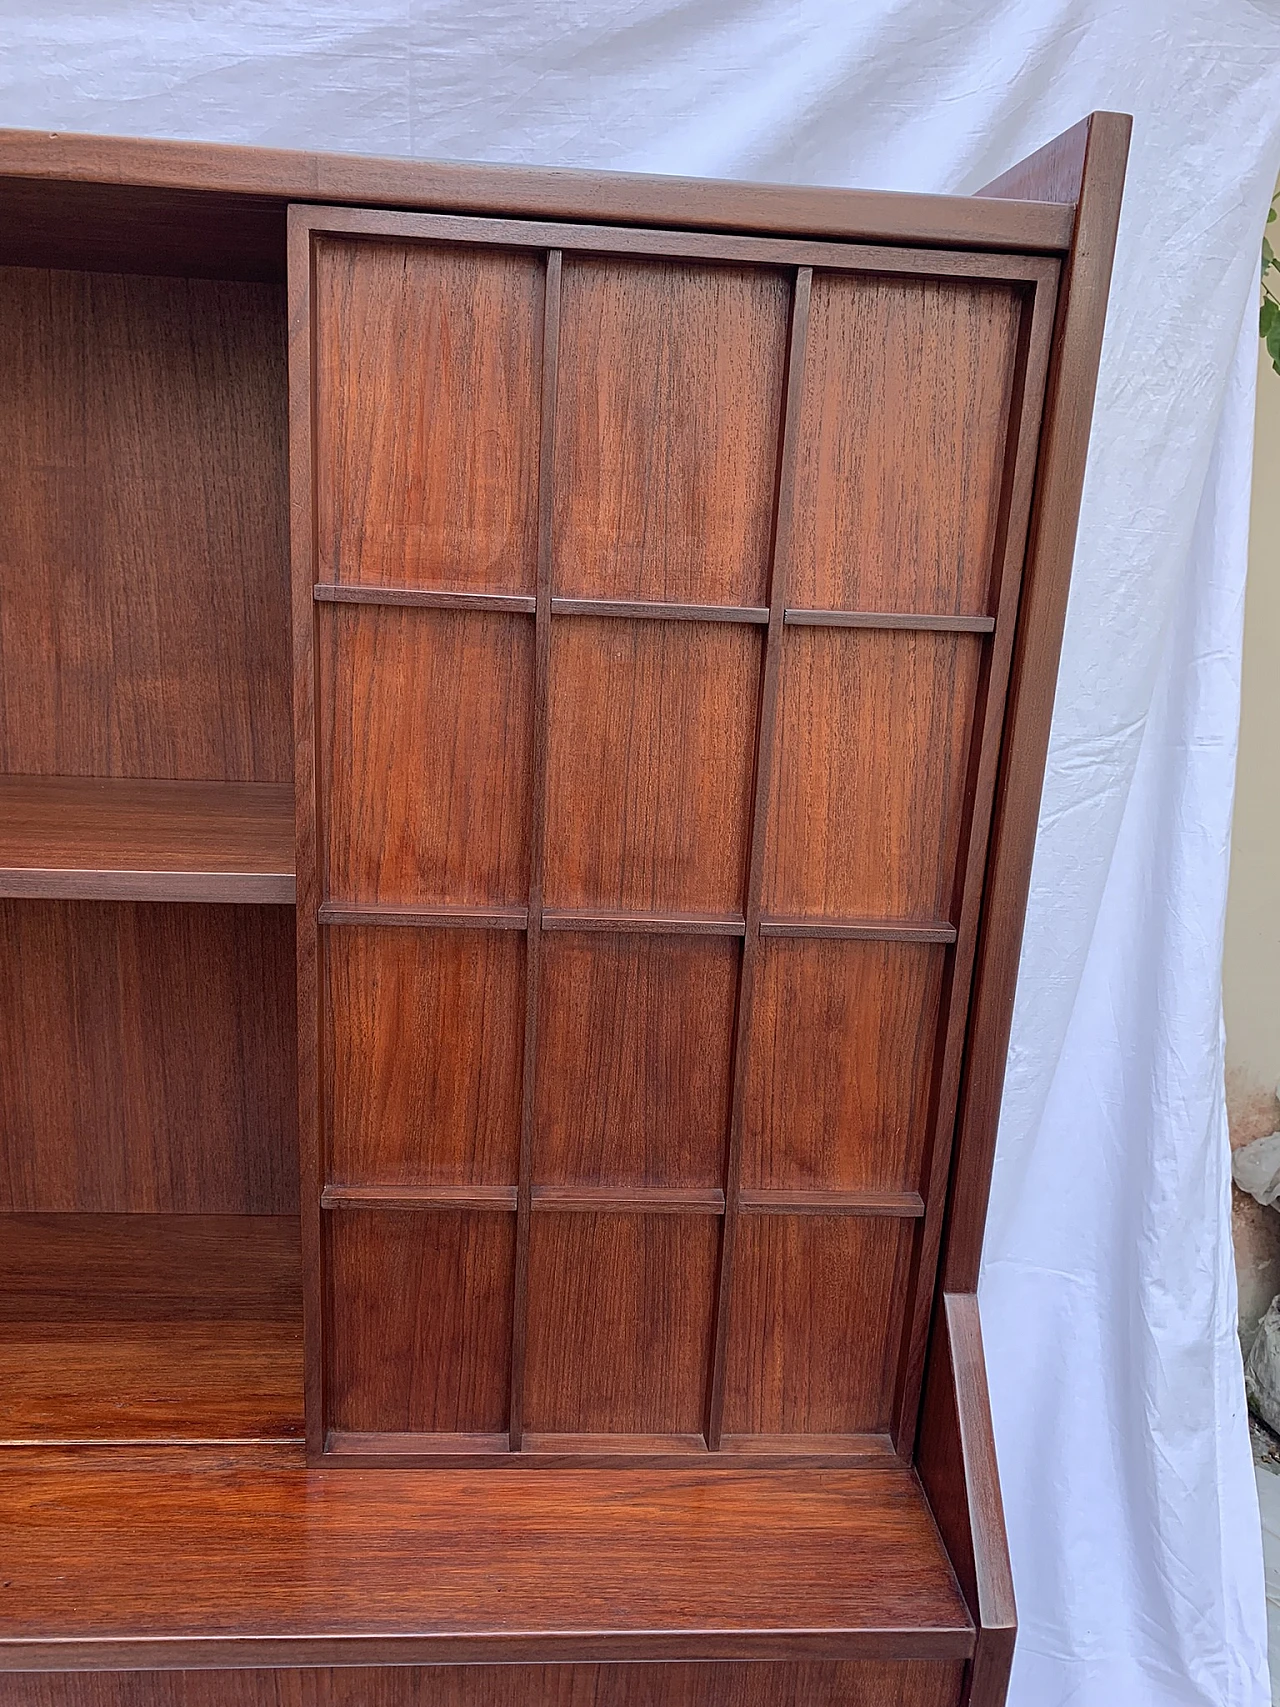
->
0, 1443, 972, 1670
0, 1214, 303, 1443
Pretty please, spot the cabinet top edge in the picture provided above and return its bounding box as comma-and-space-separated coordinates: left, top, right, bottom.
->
0, 125, 1077, 254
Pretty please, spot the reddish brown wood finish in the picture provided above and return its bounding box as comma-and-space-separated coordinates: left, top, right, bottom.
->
0, 265, 290, 783
315, 238, 543, 593
292, 190, 1060, 1465
0, 901, 297, 1214
0, 1662, 967, 1707
918, 1296, 1016, 1707
553, 258, 788, 606
0, 1215, 302, 1444
0, 776, 295, 903
0, 1450, 972, 1668
0, 113, 1129, 1701
787, 274, 1023, 615
322, 603, 534, 907
326, 925, 525, 1188
0, 126, 1075, 277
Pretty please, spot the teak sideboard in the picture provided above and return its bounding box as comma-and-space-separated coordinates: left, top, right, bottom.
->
0, 112, 1128, 1707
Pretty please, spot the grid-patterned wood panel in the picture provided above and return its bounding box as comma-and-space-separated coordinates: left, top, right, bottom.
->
293, 208, 1058, 1465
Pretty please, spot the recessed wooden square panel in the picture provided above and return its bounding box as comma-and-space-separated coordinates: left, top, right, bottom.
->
787, 274, 1023, 615
723, 1215, 913, 1438
553, 257, 789, 606
314, 237, 543, 593
523, 1213, 718, 1436
544, 619, 759, 915
763, 629, 983, 922
742, 940, 944, 1194
327, 927, 524, 1189
325, 1209, 514, 1436
535, 934, 737, 1189
323, 605, 534, 907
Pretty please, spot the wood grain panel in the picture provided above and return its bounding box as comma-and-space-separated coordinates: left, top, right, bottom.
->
723, 1215, 913, 1438
742, 939, 945, 1193
553, 258, 788, 606
326, 1210, 514, 1435
763, 630, 983, 922
327, 926, 524, 1189
0, 1214, 301, 1444
524, 1213, 718, 1435
0, 266, 290, 781
535, 934, 737, 1188
544, 619, 759, 914
787, 274, 1022, 616
0, 1661, 966, 1706
0, 1447, 972, 1663
323, 606, 533, 906
314, 238, 543, 593
0, 901, 297, 1214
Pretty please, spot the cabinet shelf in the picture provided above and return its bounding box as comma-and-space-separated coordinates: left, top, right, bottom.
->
0, 776, 296, 904
0, 1214, 303, 1446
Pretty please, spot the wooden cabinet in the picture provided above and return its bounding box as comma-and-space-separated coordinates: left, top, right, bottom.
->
0, 112, 1129, 1707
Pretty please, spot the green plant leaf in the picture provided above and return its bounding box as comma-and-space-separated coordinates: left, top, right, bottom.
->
1263, 296, 1280, 338
1267, 318, 1280, 377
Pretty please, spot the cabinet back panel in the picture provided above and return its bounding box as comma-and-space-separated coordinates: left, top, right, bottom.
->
293, 213, 1054, 1459
0, 266, 290, 781
0, 901, 297, 1214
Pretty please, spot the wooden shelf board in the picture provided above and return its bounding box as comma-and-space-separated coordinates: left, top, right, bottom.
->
0, 776, 296, 903
0, 1444, 973, 1669
0, 1214, 303, 1445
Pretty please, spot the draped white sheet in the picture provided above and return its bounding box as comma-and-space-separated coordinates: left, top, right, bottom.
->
5, 2, 1280, 1698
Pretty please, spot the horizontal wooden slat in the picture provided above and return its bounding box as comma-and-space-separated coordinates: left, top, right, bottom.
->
531, 1187, 726, 1215
542, 909, 747, 936
315, 584, 536, 614
0, 126, 1074, 254
325, 1431, 510, 1456
738, 1191, 925, 1218
718, 1433, 899, 1459
319, 903, 530, 930
321, 1186, 518, 1212
758, 917, 957, 944
295, 204, 1067, 277
784, 610, 996, 633
550, 598, 769, 624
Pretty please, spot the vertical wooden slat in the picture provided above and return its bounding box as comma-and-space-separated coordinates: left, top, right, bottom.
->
705, 266, 811, 1451
889, 262, 1059, 1454
508, 248, 562, 1450
286, 207, 326, 1459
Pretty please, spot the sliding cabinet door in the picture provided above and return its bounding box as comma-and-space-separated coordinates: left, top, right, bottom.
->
289, 204, 1057, 1464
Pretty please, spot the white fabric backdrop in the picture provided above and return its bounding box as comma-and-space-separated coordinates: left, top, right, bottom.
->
5, 3, 1280, 1699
